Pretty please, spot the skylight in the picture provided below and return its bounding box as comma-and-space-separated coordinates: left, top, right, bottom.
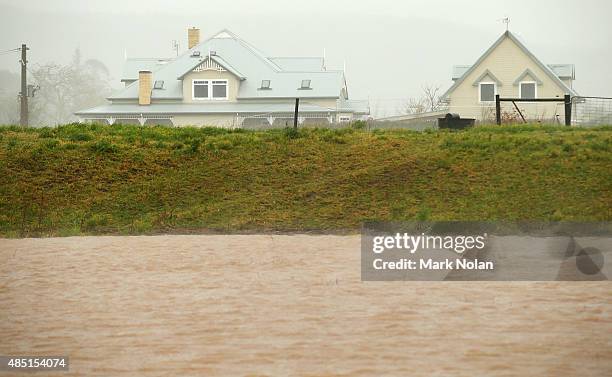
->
153, 80, 164, 89
300, 79, 311, 89
260, 80, 271, 89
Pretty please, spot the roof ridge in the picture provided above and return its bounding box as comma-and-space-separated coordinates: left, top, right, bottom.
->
269, 56, 324, 59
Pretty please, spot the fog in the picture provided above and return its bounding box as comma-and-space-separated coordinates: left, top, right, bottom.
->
1, 0, 611, 117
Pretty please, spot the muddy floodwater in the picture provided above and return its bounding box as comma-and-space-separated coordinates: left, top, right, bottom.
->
1, 235, 610, 376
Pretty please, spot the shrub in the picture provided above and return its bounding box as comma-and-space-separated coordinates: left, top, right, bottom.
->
283, 127, 300, 139
350, 120, 368, 130
188, 138, 201, 153
90, 140, 118, 154
68, 132, 93, 142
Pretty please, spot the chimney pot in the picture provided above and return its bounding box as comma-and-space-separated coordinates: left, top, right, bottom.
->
188, 27, 200, 49
138, 70, 152, 106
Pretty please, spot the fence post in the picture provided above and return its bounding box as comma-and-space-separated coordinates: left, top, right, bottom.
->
495, 94, 501, 125
293, 98, 300, 129
564, 94, 572, 126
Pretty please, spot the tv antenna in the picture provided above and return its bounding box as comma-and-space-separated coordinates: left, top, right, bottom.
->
499, 17, 510, 31
172, 40, 180, 57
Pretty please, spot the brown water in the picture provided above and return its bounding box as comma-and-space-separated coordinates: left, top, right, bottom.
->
0, 235, 610, 376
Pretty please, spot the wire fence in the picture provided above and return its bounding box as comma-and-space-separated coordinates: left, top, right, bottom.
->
572, 96, 612, 126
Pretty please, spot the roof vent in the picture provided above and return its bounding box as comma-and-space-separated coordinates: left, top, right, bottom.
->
210, 51, 217, 56
300, 79, 312, 89
260, 80, 271, 89
191, 50, 201, 57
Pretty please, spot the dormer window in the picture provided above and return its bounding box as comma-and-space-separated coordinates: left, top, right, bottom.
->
260, 80, 271, 89
300, 79, 312, 89
153, 80, 164, 90
193, 79, 228, 100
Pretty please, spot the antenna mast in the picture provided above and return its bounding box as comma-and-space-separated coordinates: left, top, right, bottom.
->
172, 40, 180, 57
502, 17, 510, 31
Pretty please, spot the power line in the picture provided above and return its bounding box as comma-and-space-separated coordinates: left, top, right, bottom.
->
0, 47, 22, 55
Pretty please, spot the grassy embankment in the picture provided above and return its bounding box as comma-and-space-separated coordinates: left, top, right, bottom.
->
0, 123, 610, 237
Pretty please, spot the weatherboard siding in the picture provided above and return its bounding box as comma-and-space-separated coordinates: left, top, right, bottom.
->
448, 36, 569, 122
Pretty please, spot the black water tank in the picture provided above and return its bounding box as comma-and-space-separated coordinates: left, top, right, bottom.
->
438, 113, 475, 130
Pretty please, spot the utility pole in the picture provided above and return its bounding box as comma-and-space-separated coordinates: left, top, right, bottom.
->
20, 44, 28, 127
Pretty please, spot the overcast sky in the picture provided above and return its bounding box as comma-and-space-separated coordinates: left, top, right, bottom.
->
1, 0, 611, 117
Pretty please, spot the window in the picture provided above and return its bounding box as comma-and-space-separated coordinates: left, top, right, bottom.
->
479, 82, 496, 102
519, 82, 537, 99
300, 79, 311, 89
153, 80, 164, 90
339, 116, 351, 122
193, 80, 209, 99
212, 80, 228, 99
260, 80, 271, 89
192, 79, 228, 100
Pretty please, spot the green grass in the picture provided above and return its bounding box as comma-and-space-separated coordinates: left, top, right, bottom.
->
0, 123, 610, 237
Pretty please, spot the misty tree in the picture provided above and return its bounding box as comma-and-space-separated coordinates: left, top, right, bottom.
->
0, 70, 20, 124
403, 84, 444, 115
28, 48, 112, 125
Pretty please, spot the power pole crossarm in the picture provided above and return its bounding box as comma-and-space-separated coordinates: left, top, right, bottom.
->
20, 44, 28, 127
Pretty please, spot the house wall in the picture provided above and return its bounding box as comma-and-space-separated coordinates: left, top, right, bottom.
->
448, 36, 570, 123
181, 70, 241, 103
172, 114, 237, 128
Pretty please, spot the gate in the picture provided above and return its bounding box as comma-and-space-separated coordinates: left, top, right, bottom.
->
495, 95, 572, 126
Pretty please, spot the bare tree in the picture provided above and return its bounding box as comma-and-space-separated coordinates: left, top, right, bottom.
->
402, 84, 444, 115
403, 97, 427, 115
421, 84, 443, 112
28, 49, 112, 125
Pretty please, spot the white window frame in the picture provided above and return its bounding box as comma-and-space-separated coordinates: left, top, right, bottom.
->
519, 81, 537, 100
339, 115, 351, 123
478, 82, 497, 103
192, 79, 209, 101
211, 80, 229, 100
192, 79, 229, 101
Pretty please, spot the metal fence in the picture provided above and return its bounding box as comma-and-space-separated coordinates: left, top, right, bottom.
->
572, 96, 612, 126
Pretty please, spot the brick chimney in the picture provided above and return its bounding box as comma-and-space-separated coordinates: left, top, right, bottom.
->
138, 70, 152, 106
188, 27, 200, 49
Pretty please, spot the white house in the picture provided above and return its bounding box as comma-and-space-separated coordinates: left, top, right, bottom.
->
442, 30, 577, 123
76, 28, 369, 127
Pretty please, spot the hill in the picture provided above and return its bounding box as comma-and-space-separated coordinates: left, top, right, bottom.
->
0, 124, 610, 237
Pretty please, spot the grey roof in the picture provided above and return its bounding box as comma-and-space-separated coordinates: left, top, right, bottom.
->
268, 57, 325, 71
75, 101, 365, 116
547, 64, 575, 79
337, 99, 370, 114
121, 58, 173, 82
109, 29, 345, 101
452, 65, 471, 81
176, 55, 246, 80
443, 31, 578, 99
